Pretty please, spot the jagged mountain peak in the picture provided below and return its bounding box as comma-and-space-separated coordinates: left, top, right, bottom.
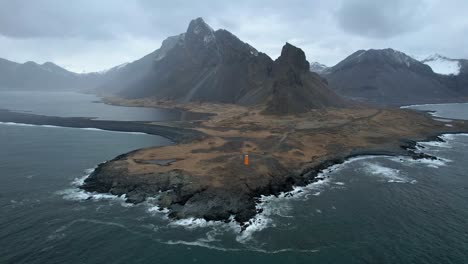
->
275, 43, 310, 72
185, 17, 217, 51
105, 18, 346, 114
187, 17, 214, 35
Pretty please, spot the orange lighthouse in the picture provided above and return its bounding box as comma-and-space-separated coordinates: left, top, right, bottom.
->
243, 154, 249, 166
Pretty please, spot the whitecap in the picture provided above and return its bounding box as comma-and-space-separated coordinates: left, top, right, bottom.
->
57, 167, 126, 202
0, 121, 147, 135
80, 127, 147, 135
0, 121, 35, 126
390, 156, 450, 168
362, 162, 409, 183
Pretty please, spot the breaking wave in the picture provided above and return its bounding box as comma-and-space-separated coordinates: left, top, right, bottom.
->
57, 167, 126, 202
0, 121, 147, 135
55, 132, 463, 252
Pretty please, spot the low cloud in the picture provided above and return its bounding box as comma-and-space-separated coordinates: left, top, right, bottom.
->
0, 0, 466, 72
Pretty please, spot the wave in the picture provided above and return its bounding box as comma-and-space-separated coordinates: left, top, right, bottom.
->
56, 132, 463, 251
0, 121, 148, 135
401, 102, 468, 108
165, 239, 319, 254
362, 162, 412, 183
57, 167, 127, 202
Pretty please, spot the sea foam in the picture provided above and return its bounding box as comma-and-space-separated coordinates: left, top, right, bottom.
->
0, 121, 147, 135
57, 167, 126, 202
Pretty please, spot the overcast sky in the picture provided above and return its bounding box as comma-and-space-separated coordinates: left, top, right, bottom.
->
0, 0, 467, 72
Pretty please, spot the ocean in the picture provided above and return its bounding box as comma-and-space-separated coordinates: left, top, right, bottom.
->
1, 94, 468, 263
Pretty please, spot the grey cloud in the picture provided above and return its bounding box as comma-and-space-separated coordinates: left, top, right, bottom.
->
0, 0, 466, 72
336, 0, 428, 38
0, 0, 155, 39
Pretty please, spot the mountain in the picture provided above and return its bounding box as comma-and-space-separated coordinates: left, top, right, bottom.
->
0, 58, 107, 91
116, 18, 273, 104
309, 62, 329, 74
262, 44, 347, 114
109, 18, 346, 114
324, 48, 459, 106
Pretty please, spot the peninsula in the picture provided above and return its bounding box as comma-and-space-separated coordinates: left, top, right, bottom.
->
81, 100, 468, 224
76, 18, 468, 225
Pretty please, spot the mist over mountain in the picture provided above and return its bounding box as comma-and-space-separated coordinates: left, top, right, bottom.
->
0, 58, 113, 91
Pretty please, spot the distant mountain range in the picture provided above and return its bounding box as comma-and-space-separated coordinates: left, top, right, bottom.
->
0, 58, 110, 91
1, 17, 467, 108
323, 49, 468, 106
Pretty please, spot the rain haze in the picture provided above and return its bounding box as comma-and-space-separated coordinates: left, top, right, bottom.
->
0, 0, 467, 72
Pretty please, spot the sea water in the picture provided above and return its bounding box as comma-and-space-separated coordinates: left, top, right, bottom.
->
1, 100, 468, 263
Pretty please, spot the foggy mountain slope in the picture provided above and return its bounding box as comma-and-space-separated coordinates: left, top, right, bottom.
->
93, 34, 185, 95
0, 58, 117, 91
117, 18, 274, 104
0, 58, 80, 90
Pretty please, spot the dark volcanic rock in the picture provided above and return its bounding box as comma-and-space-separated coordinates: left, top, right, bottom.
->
80, 132, 456, 224
262, 43, 348, 114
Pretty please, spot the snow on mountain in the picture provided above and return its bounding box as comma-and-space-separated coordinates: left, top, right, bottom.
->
421, 54, 460, 75
309, 62, 328, 74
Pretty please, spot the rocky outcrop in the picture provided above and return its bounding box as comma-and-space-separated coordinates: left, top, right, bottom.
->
262, 43, 348, 114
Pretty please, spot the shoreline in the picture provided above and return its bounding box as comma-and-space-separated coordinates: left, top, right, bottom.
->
77, 105, 468, 225
4, 105, 468, 225
0, 109, 204, 143
78, 131, 463, 229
